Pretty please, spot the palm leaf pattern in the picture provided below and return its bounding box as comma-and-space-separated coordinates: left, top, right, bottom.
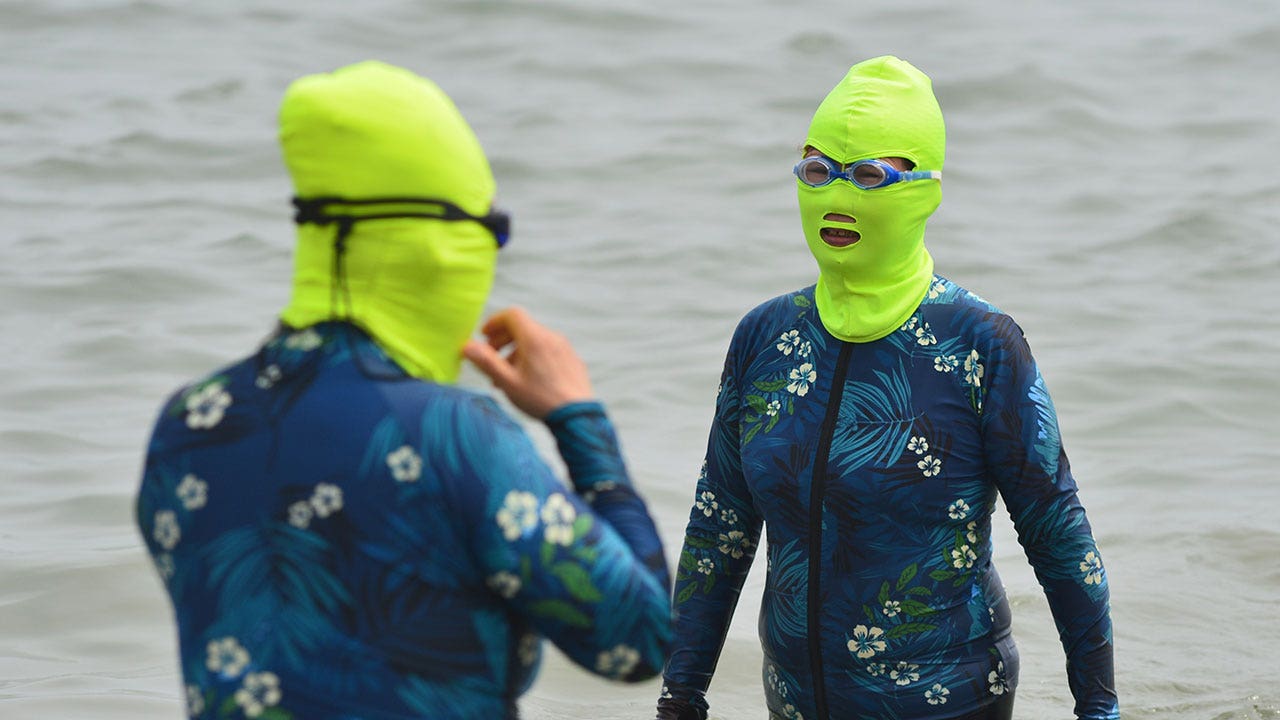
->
136, 323, 671, 719
662, 279, 1118, 720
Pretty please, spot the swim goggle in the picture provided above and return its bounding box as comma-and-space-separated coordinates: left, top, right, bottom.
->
793, 156, 941, 190
292, 196, 510, 248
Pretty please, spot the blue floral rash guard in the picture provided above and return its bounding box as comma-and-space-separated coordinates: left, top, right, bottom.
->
136, 322, 672, 719
659, 277, 1118, 720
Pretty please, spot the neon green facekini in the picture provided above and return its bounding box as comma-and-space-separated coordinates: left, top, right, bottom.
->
278, 60, 498, 383
799, 55, 946, 343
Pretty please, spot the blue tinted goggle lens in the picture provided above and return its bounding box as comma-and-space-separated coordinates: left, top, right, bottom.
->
793, 156, 941, 190
794, 157, 890, 189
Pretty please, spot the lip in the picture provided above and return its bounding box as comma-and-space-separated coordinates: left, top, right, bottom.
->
820, 213, 859, 247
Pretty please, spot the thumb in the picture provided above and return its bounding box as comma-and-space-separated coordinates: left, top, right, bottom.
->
463, 339, 517, 388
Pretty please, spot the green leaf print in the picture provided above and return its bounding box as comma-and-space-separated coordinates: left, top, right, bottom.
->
877, 581, 891, 606
743, 423, 762, 446
794, 295, 812, 308
679, 551, 698, 572
929, 569, 955, 582
551, 562, 603, 603
896, 564, 918, 591
572, 514, 593, 540
899, 599, 937, 617
530, 599, 592, 628
884, 622, 937, 639
258, 708, 293, 720
686, 536, 714, 551
863, 604, 878, 623
702, 573, 716, 594
753, 379, 789, 393
676, 582, 697, 604
219, 695, 239, 718
905, 586, 932, 597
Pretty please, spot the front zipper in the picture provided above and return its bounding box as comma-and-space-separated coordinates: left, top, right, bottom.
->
806, 340, 853, 720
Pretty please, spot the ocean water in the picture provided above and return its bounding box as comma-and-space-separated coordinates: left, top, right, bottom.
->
2, 0, 1279, 718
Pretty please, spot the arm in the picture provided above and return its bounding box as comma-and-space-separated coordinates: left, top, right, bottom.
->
657, 344, 764, 720
979, 318, 1119, 720
462, 308, 672, 680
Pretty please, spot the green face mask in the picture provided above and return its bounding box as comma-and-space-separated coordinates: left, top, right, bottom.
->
277, 60, 497, 383
800, 56, 945, 343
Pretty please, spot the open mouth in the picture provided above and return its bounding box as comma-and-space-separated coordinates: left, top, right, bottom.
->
820, 213, 859, 247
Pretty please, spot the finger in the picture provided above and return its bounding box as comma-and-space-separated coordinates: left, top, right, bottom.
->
463, 339, 518, 388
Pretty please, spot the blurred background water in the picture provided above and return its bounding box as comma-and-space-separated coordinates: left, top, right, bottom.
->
2, 0, 1278, 717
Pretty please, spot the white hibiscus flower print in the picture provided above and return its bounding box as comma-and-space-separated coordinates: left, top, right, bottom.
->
890, 661, 920, 686
518, 633, 539, 666
907, 436, 929, 454
718, 530, 750, 559
783, 704, 804, 720
496, 490, 539, 541
1080, 551, 1105, 585
964, 350, 985, 387
934, 354, 959, 373
541, 493, 576, 546
882, 600, 901, 618
234, 671, 281, 718
153, 510, 180, 550
660, 685, 672, 700
928, 279, 947, 299
989, 660, 1009, 695
254, 364, 281, 389
867, 662, 888, 677
948, 499, 969, 520
966, 521, 979, 544
767, 664, 780, 689
154, 553, 175, 580
925, 682, 950, 705
386, 445, 423, 483
697, 557, 715, 575
918, 455, 942, 477
902, 317, 919, 332
696, 491, 718, 517
787, 363, 816, 397
797, 340, 813, 358
951, 546, 977, 570
185, 382, 231, 430
846, 625, 887, 659
186, 684, 205, 716
915, 322, 936, 346
765, 399, 781, 417
287, 501, 313, 529
310, 483, 343, 518
719, 508, 739, 526
487, 571, 522, 599
284, 328, 323, 351
205, 637, 250, 677
595, 644, 640, 678
176, 474, 207, 510
776, 330, 802, 355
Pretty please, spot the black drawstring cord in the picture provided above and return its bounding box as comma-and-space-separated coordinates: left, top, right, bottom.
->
330, 216, 356, 320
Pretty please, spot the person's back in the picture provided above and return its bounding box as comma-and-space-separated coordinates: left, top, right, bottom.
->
136, 60, 671, 719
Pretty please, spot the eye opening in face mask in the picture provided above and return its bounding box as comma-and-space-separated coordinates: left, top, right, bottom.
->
793, 155, 941, 190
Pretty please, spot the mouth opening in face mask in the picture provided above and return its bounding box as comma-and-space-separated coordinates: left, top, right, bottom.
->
820, 212, 859, 247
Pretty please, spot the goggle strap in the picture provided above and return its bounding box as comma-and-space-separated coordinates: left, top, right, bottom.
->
291, 196, 509, 247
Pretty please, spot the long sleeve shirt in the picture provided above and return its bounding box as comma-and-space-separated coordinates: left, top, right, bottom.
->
659, 278, 1117, 720
137, 322, 671, 720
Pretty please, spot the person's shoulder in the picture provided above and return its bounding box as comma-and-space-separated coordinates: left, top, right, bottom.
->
919, 275, 1029, 347
144, 351, 261, 450
734, 286, 817, 338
